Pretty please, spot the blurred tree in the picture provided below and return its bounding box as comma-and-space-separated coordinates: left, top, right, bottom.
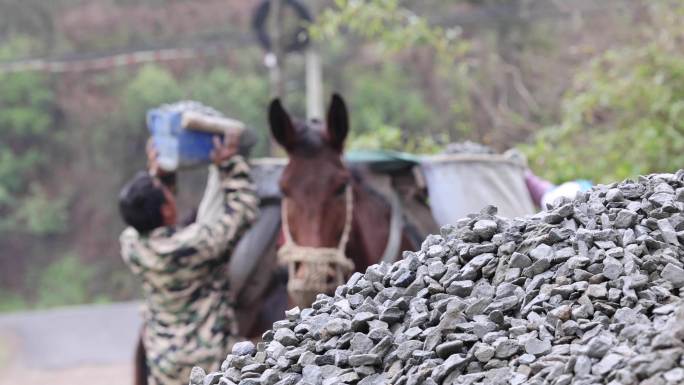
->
524, 2, 684, 183
0, 37, 67, 236
185, 67, 271, 156
0, 0, 55, 54
33, 255, 95, 308
312, 0, 470, 152
346, 64, 442, 153
312, 0, 557, 150
313, 0, 469, 59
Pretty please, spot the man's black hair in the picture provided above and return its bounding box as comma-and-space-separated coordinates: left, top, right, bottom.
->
119, 171, 166, 234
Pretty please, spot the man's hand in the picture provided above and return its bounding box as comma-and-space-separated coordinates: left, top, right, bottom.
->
146, 138, 162, 176
211, 132, 240, 165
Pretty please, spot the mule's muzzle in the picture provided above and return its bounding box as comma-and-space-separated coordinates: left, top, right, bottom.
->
277, 244, 354, 309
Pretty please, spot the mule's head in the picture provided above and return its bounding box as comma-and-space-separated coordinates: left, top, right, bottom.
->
269, 94, 351, 248
270, 94, 352, 307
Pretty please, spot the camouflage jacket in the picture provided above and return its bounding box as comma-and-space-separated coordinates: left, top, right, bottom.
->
120, 156, 258, 385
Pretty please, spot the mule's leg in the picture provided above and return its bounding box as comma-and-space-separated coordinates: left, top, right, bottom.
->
247, 279, 288, 340
134, 333, 149, 385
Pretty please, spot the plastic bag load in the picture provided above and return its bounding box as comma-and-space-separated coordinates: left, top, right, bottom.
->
420, 153, 536, 225
541, 180, 593, 209
147, 101, 255, 171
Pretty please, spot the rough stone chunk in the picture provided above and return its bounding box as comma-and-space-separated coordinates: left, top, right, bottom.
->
350, 333, 374, 353
436, 340, 463, 358
351, 311, 375, 331
348, 354, 381, 367
509, 252, 532, 268
586, 283, 608, 299
592, 353, 623, 376
392, 270, 416, 288
431, 354, 469, 383
302, 365, 322, 385
474, 343, 495, 362
529, 244, 553, 261
586, 334, 613, 358
189, 367, 206, 385
473, 219, 498, 240
274, 328, 298, 346
615, 209, 638, 228
232, 341, 257, 357
606, 188, 624, 202
658, 218, 680, 245
493, 339, 519, 358
358, 374, 387, 385
447, 280, 474, 297
602, 256, 623, 280
661, 263, 684, 288
523, 338, 552, 356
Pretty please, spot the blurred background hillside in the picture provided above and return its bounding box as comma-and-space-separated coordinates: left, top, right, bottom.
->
1, 0, 683, 312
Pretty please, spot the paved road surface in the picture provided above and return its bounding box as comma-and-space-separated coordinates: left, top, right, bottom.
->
0, 302, 143, 385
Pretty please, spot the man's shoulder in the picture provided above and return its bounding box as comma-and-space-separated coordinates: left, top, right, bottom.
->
120, 226, 140, 245
120, 226, 180, 254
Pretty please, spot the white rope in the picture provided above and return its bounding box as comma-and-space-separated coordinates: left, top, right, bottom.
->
278, 185, 355, 307
338, 185, 354, 252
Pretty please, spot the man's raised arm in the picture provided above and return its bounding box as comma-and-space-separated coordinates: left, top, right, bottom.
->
176, 134, 259, 264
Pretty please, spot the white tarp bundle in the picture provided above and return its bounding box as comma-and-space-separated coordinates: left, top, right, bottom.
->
420, 153, 536, 226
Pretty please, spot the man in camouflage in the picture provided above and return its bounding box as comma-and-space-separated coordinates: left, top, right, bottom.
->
119, 134, 258, 385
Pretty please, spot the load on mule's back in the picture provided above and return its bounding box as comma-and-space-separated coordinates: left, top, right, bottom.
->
269, 93, 437, 308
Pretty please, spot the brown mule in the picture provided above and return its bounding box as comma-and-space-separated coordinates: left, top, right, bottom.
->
269, 94, 421, 308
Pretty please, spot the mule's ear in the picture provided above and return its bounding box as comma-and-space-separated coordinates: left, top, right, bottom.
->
326, 93, 349, 152
269, 99, 296, 151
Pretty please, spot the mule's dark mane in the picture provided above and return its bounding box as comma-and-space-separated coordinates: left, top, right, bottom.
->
349, 166, 392, 210
290, 119, 329, 156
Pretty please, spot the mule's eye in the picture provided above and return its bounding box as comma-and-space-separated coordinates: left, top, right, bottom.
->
334, 183, 347, 197
280, 183, 290, 197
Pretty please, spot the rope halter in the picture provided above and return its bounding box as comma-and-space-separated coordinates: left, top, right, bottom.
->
277, 185, 355, 308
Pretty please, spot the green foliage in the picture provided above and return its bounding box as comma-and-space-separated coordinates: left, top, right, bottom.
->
185, 67, 270, 156
0, 290, 27, 313
346, 64, 443, 153
0, 37, 65, 235
0, 255, 101, 313
523, 3, 684, 184
313, 0, 469, 58
33, 255, 95, 308
0, 34, 42, 61
313, 0, 476, 152
348, 124, 442, 154
16, 184, 70, 235
122, 65, 183, 127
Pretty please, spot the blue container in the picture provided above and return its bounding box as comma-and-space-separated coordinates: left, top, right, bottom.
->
147, 108, 220, 170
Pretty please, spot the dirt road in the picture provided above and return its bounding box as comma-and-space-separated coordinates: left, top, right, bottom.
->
0, 302, 142, 385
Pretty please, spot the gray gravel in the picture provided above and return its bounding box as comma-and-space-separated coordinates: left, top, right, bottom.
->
192, 170, 684, 385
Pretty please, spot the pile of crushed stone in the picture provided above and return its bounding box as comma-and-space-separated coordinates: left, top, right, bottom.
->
190, 170, 684, 385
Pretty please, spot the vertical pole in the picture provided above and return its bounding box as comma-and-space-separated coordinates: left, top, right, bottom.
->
305, 48, 324, 121
305, 0, 323, 121
267, 0, 286, 155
